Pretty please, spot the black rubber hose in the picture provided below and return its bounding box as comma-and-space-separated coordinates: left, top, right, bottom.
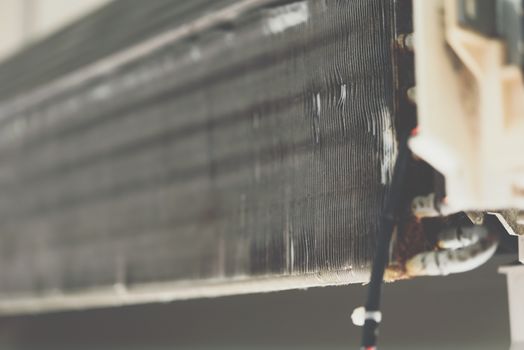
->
361, 130, 412, 349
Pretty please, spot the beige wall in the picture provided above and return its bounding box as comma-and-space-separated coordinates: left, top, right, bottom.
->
0, 0, 111, 61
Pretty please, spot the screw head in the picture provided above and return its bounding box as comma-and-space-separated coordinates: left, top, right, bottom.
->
397, 33, 414, 51
406, 86, 417, 104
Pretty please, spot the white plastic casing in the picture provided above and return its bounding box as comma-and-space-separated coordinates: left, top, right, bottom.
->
411, 0, 524, 213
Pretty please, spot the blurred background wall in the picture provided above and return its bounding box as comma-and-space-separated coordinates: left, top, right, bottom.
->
0, 0, 111, 61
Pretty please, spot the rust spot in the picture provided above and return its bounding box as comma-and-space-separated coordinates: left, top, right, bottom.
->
386, 214, 458, 281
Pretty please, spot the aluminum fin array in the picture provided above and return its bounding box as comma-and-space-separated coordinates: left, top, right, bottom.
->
0, 0, 397, 313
